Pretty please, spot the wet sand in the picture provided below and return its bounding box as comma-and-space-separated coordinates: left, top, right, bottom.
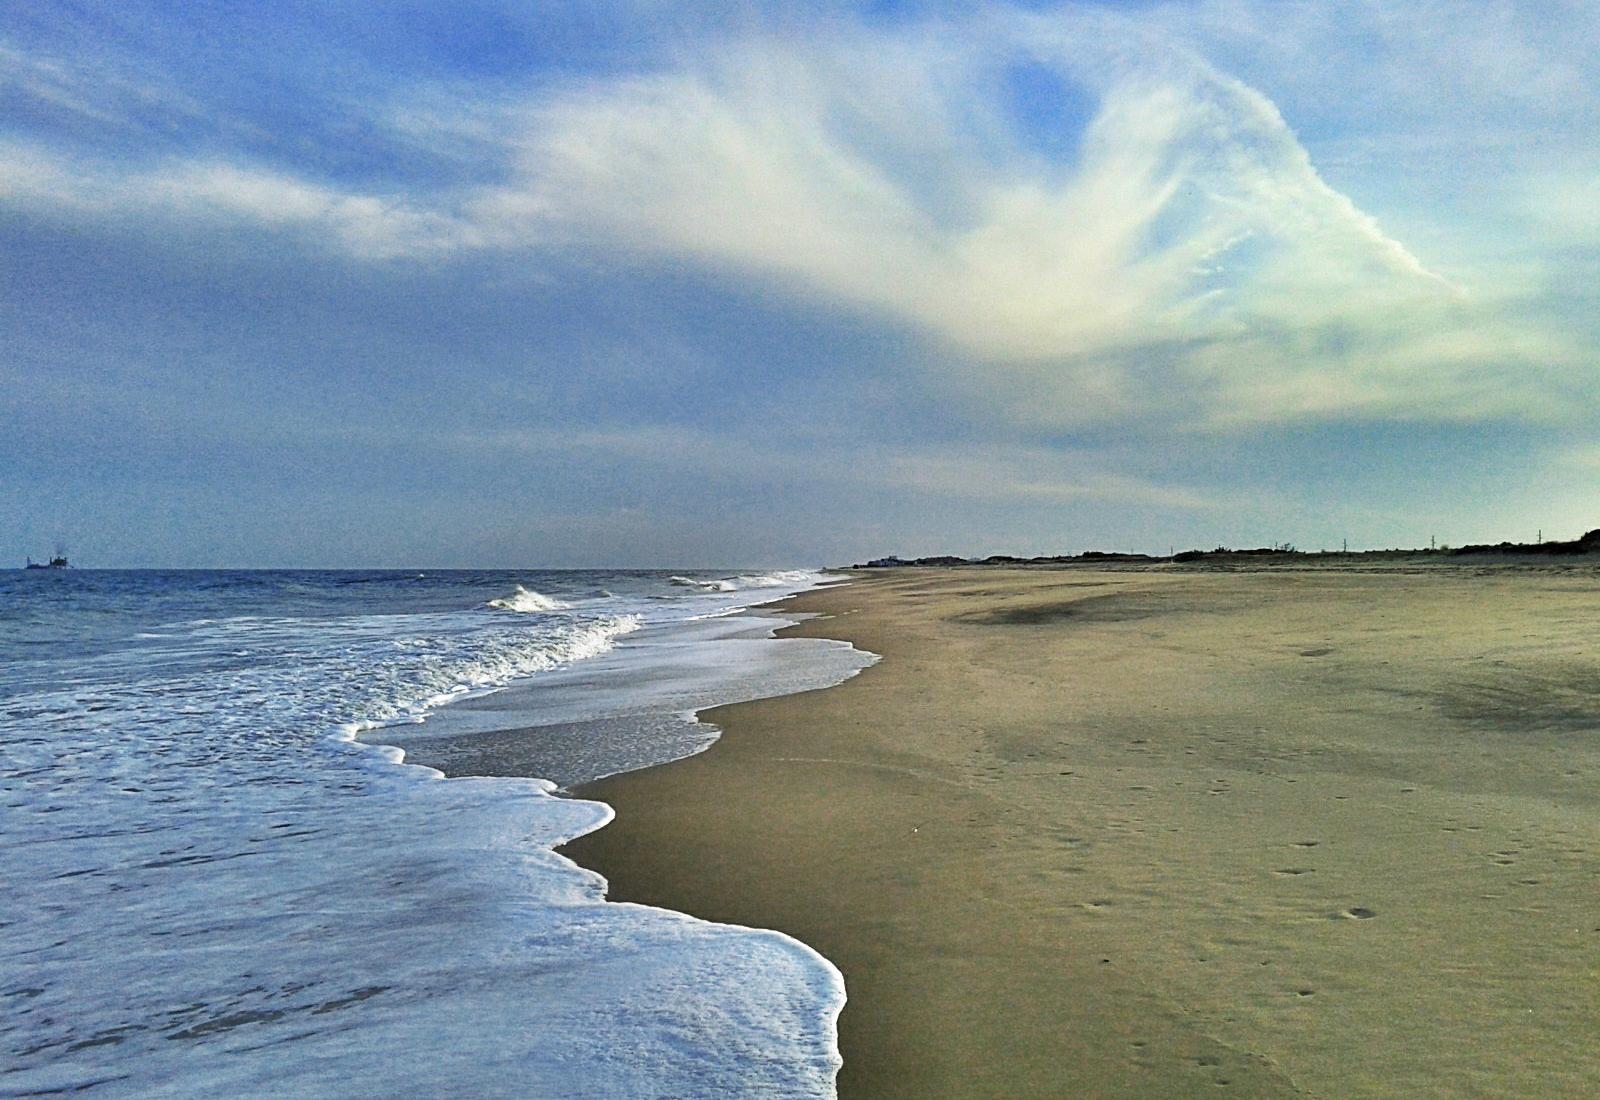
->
563, 565, 1600, 1098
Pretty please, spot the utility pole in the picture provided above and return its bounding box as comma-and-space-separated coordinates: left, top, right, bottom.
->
1342, 538, 1348, 553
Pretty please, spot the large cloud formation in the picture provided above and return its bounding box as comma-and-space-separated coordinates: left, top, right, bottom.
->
3, 3, 1593, 432
483, 17, 1481, 426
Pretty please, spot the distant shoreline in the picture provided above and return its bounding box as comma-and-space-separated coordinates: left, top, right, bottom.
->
850, 526, 1600, 570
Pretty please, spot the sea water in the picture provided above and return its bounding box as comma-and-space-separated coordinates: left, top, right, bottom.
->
0, 569, 872, 1098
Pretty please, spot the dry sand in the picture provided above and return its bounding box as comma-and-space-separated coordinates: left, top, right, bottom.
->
563, 565, 1600, 1098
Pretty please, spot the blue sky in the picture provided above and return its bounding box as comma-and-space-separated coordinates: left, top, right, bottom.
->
4, 1, 1598, 566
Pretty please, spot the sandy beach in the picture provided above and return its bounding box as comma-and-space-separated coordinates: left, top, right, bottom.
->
563, 564, 1600, 1098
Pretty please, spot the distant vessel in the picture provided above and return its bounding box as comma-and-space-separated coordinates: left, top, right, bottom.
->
25, 551, 70, 570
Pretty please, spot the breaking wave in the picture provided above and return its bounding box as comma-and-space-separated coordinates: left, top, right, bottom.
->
670, 570, 822, 593
670, 575, 737, 592
487, 585, 571, 613
728, 570, 818, 589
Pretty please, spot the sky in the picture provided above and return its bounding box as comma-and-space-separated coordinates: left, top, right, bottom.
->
3, 1, 1598, 567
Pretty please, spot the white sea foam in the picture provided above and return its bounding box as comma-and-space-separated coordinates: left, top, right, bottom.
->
670, 574, 736, 592
671, 570, 825, 594
726, 569, 821, 589
1, 570, 855, 1098
486, 584, 571, 612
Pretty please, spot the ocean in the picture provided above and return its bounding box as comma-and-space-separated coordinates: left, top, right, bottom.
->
1, 569, 873, 1098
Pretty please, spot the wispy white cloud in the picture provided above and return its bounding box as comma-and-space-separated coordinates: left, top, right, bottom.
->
148, 162, 479, 258
1162, 0, 1599, 128
482, 22, 1453, 361
462, 12, 1580, 426
0, 41, 210, 130
2, 5, 1593, 429
0, 141, 476, 259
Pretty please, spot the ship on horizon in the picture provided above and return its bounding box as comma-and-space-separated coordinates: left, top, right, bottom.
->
25, 548, 71, 570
